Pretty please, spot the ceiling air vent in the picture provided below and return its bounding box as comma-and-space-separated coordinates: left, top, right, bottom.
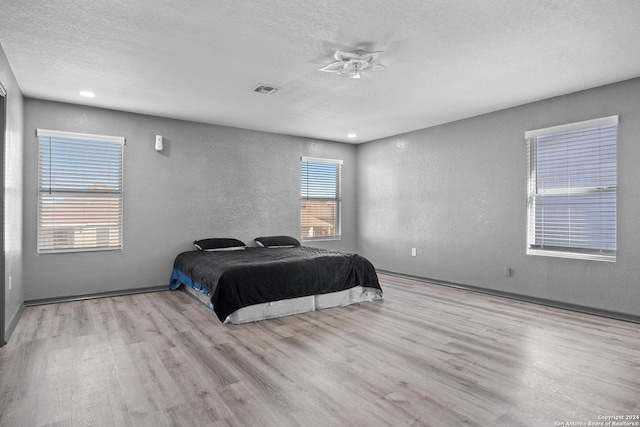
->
252, 84, 280, 95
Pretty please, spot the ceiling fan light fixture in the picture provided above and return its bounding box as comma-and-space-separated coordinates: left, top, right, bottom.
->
319, 50, 386, 79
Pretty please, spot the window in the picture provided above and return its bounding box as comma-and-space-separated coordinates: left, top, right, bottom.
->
526, 116, 617, 262
37, 129, 124, 254
301, 157, 342, 240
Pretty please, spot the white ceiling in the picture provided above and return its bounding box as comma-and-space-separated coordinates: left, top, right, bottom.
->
1, 1, 640, 143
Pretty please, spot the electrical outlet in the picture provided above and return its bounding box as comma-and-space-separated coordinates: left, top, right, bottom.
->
8, 276, 11, 290
503, 267, 512, 277
411, 248, 417, 257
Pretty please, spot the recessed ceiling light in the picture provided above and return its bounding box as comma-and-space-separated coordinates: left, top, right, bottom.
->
347, 133, 357, 139
79, 91, 95, 98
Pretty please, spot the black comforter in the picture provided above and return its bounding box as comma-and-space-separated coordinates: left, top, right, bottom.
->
171, 246, 381, 321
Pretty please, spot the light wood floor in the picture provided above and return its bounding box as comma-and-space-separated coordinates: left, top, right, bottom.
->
1, 273, 638, 426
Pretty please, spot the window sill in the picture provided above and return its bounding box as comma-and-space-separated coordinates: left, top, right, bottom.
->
301, 237, 342, 243
527, 248, 616, 263
38, 247, 123, 255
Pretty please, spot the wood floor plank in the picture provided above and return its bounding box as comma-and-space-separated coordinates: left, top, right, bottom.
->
1, 273, 639, 426
159, 345, 233, 421
31, 346, 73, 426
72, 337, 116, 426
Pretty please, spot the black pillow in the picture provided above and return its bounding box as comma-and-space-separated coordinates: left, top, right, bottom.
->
194, 238, 246, 251
254, 235, 301, 248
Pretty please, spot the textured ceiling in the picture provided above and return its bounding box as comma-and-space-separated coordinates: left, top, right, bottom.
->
1, 1, 640, 143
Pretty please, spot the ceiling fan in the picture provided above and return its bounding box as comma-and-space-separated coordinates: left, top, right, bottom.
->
319, 50, 386, 79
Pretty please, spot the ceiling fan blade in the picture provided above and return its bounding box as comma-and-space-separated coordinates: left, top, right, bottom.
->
319, 61, 346, 72
334, 50, 363, 61
353, 41, 379, 52
366, 51, 384, 62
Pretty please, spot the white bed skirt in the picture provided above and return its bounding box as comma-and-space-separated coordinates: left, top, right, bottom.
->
182, 284, 382, 324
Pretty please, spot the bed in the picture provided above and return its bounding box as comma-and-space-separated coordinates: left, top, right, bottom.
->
168, 236, 382, 324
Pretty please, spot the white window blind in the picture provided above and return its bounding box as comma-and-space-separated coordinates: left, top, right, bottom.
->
37, 129, 124, 254
301, 157, 342, 240
526, 116, 617, 262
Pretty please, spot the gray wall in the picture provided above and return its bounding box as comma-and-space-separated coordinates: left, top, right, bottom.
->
1, 43, 25, 336
23, 99, 357, 301
18, 76, 640, 316
357, 78, 640, 317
